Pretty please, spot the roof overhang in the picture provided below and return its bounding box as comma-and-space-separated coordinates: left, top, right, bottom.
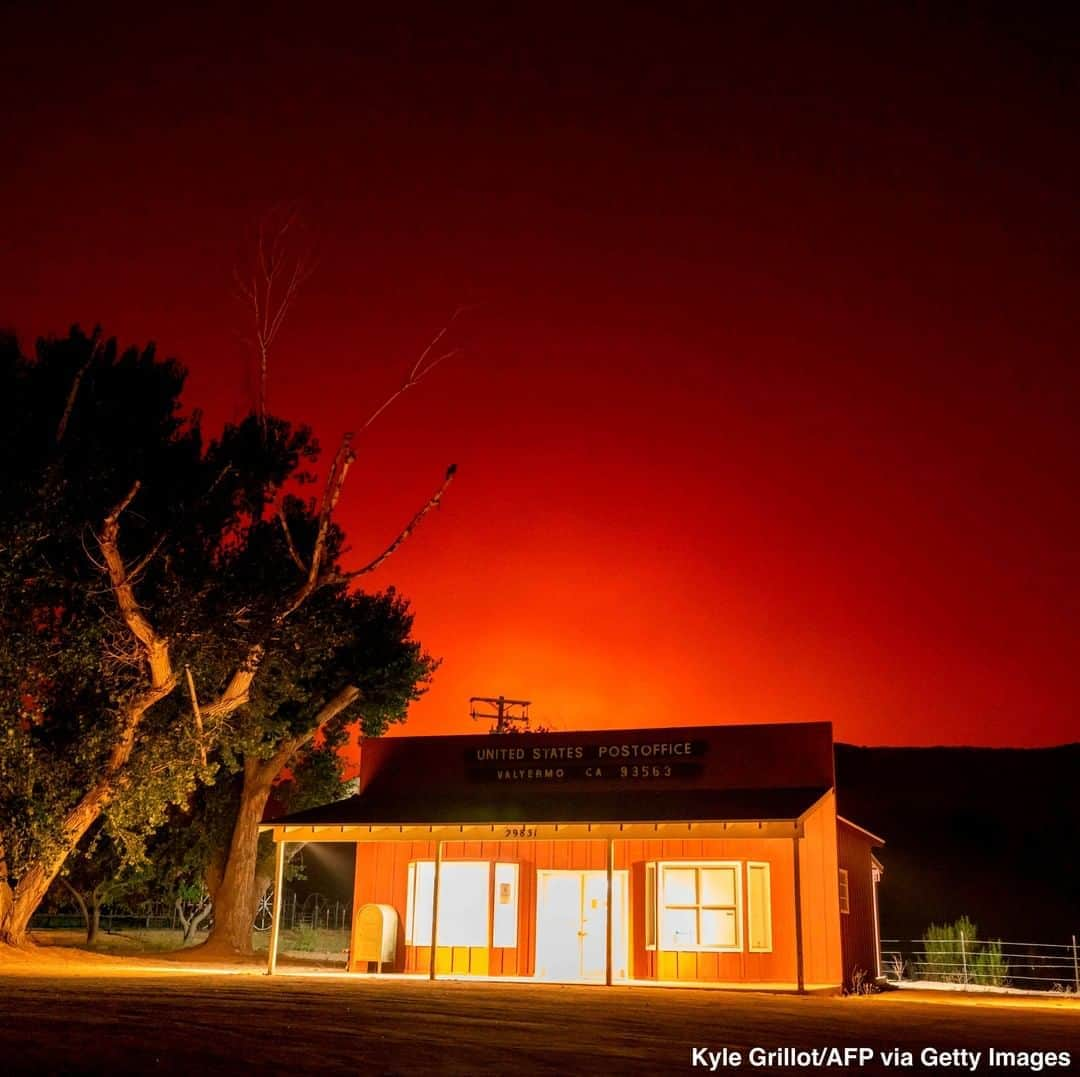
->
838, 814, 886, 846
261, 818, 807, 843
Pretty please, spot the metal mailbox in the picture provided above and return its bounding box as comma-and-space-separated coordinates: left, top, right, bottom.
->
354, 902, 399, 972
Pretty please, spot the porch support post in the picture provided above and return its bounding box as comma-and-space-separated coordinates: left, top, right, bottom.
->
429, 839, 443, 980
792, 835, 805, 993
871, 866, 882, 979
266, 837, 286, 975
605, 837, 615, 986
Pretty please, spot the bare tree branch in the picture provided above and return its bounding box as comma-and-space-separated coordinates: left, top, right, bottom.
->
126, 534, 166, 585
359, 307, 471, 434
199, 644, 264, 722
338, 463, 457, 582
279, 433, 356, 619
56, 344, 97, 445
234, 207, 316, 430
96, 482, 174, 695
184, 665, 208, 768
59, 878, 88, 926
256, 684, 362, 786
277, 511, 307, 574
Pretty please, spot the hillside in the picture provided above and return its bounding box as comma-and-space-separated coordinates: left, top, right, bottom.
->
835, 743, 1080, 945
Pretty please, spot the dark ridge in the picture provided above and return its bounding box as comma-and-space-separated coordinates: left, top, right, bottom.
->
836, 743, 1080, 944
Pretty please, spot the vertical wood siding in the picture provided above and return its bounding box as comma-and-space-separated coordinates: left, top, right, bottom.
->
349, 829, 844, 985
837, 823, 881, 987
796, 791, 843, 987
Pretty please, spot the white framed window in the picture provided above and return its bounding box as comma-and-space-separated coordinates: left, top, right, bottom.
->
838, 868, 850, 915
406, 860, 436, 945
658, 862, 741, 951
492, 862, 519, 947
407, 860, 511, 948
436, 861, 490, 946
746, 862, 773, 952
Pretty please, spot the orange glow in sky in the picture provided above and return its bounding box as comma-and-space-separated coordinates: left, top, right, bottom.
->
3, 7, 1077, 747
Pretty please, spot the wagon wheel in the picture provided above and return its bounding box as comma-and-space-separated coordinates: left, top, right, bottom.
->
253, 887, 274, 932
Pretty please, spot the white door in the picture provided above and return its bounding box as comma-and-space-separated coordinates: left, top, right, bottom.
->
535, 870, 628, 982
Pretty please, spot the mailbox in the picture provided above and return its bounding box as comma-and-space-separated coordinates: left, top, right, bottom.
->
354, 903, 399, 972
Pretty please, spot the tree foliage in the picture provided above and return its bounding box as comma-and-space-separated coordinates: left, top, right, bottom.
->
0, 324, 448, 945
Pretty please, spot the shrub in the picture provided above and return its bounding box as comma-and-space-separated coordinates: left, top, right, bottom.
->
917, 916, 1008, 987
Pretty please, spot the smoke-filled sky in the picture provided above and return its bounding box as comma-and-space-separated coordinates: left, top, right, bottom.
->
3, 4, 1077, 746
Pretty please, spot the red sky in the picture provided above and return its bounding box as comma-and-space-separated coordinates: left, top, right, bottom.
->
3, 5, 1078, 746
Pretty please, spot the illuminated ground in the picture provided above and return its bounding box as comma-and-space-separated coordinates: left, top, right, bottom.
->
0, 964, 1075, 1075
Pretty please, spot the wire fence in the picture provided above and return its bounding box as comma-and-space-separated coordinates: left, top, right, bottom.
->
881, 934, 1080, 994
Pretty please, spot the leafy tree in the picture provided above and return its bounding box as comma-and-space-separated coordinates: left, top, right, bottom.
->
53, 826, 150, 946
199, 585, 436, 955
0, 325, 452, 947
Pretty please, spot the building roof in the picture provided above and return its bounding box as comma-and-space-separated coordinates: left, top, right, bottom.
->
270, 785, 831, 827
269, 721, 837, 828
837, 815, 886, 846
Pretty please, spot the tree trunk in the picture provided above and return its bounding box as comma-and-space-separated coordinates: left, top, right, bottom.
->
0, 773, 115, 946
60, 879, 91, 944
182, 897, 213, 943
0, 833, 14, 943
86, 899, 102, 946
0, 679, 176, 947
202, 758, 275, 955
200, 685, 359, 956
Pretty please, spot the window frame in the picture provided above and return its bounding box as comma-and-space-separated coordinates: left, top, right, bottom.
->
838, 868, 850, 915
406, 859, 521, 949
492, 861, 520, 948
405, 860, 435, 945
746, 860, 773, 953
656, 860, 743, 953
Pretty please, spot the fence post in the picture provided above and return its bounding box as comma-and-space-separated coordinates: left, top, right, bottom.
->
1072, 935, 1078, 994
960, 930, 968, 984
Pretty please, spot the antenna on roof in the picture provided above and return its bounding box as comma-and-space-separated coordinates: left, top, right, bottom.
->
470, 695, 532, 733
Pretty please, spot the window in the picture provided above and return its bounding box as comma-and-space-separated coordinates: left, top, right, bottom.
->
492, 862, 519, 947
406, 860, 435, 945
838, 868, 850, 915
407, 860, 516, 948
436, 862, 490, 946
746, 862, 773, 952
659, 862, 741, 951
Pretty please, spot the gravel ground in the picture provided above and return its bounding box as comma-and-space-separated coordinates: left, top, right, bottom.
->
0, 967, 1076, 1075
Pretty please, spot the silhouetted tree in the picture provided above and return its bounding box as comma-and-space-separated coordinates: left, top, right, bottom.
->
0, 325, 453, 947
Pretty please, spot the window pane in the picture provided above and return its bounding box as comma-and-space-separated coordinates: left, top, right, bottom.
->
663, 867, 696, 906
436, 861, 490, 947
411, 861, 434, 946
747, 863, 771, 951
663, 906, 697, 948
700, 867, 736, 907
492, 862, 518, 947
701, 907, 737, 947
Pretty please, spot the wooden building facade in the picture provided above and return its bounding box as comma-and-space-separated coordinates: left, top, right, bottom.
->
265, 722, 884, 991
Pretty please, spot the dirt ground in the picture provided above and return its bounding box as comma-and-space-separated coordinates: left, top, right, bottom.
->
0, 954, 1076, 1075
